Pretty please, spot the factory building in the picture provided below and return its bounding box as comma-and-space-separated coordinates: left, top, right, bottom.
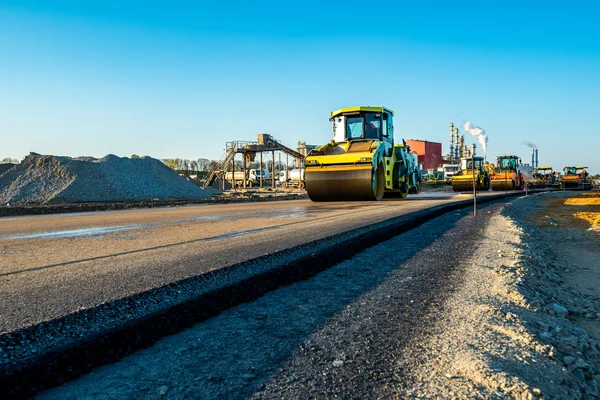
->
406, 140, 443, 170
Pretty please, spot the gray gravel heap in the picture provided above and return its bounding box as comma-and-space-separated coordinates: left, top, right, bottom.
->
0, 154, 211, 204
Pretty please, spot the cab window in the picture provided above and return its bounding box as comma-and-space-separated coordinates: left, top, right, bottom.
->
364, 113, 382, 139
346, 117, 363, 139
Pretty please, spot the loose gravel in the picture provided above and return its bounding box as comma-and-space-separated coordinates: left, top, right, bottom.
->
0, 153, 210, 204
398, 191, 600, 399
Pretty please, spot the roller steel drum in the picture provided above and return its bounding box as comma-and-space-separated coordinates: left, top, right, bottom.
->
491, 179, 513, 191
451, 180, 477, 192
305, 165, 382, 201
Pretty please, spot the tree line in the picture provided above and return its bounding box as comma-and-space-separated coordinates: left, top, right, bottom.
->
159, 158, 294, 177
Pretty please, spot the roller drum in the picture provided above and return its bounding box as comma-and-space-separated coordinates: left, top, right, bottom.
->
452, 180, 477, 192
491, 179, 513, 191
305, 167, 378, 201
562, 180, 580, 188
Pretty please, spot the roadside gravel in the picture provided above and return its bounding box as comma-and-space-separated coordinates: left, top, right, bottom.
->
397, 192, 600, 399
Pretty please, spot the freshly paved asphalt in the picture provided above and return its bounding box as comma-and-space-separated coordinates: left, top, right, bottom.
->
0, 191, 491, 333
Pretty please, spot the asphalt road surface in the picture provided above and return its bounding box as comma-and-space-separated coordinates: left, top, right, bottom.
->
0, 192, 491, 333
37, 197, 497, 399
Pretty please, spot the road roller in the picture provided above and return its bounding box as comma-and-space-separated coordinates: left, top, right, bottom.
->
304, 106, 422, 201
531, 166, 558, 188
490, 155, 524, 191
562, 166, 592, 189
451, 156, 490, 192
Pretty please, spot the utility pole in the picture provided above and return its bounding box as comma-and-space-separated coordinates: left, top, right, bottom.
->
471, 147, 477, 217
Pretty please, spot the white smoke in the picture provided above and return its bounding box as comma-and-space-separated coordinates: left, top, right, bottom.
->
463, 121, 488, 155
521, 141, 537, 149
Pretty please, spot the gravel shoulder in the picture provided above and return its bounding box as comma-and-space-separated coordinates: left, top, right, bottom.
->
398, 191, 600, 399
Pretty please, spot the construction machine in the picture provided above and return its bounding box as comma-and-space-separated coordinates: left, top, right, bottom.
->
562, 166, 592, 189
451, 156, 490, 192
304, 106, 422, 201
532, 166, 558, 188
490, 155, 524, 191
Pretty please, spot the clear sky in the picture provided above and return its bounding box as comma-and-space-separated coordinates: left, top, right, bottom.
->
1, 1, 599, 172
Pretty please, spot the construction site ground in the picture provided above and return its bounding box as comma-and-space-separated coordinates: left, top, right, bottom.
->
3, 190, 600, 398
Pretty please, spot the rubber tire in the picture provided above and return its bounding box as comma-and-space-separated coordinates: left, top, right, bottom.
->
372, 165, 385, 201
409, 177, 422, 194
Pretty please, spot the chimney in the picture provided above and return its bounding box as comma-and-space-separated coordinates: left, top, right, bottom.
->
531, 149, 535, 168
454, 128, 460, 163
449, 122, 455, 164
535, 149, 539, 168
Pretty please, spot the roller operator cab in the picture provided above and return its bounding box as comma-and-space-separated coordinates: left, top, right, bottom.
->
304, 106, 422, 201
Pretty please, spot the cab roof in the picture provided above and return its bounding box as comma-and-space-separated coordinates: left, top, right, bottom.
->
330, 106, 394, 118
463, 156, 484, 160
537, 166, 553, 170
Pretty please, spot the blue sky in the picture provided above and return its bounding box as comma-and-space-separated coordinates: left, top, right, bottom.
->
1, 1, 599, 172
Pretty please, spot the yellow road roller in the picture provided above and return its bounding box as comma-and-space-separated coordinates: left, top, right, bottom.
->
562, 166, 592, 189
304, 106, 422, 201
490, 155, 524, 191
451, 156, 490, 192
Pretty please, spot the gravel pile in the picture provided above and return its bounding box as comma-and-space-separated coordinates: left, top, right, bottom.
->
0, 154, 211, 204
399, 192, 600, 399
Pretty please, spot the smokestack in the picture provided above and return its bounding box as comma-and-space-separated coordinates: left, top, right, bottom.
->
449, 122, 455, 164
454, 128, 460, 163
531, 149, 535, 168
535, 149, 539, 168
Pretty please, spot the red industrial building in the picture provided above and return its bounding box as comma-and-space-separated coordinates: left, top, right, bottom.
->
406, 140, 443, 170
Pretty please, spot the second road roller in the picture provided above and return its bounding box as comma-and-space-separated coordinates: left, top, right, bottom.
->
562, 166, 592, 190
451, 156, 490, 192
490, 155, 525, 191
304, 106, 422, 201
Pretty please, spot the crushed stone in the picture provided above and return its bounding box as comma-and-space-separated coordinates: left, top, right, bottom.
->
399, 192, 600, 399
0, 153, 211, 204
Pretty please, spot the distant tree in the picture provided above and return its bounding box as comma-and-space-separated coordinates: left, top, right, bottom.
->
130, 154, 140, 159
1, 157, 18, 164
189, 160, 198, 172
207, 160, 221, 172
274, 161, 286, 172
162, 159, 179, 170
197, 158, 210, 172
181, 159, 190, 175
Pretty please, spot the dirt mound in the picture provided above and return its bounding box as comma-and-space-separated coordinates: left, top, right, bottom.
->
0, 154, 211, 204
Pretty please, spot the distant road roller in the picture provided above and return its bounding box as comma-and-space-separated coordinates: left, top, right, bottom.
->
304, 106, 422, 201
490, 155, 524, 191
451, 156, 490, 192
562, 166, 592, 189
